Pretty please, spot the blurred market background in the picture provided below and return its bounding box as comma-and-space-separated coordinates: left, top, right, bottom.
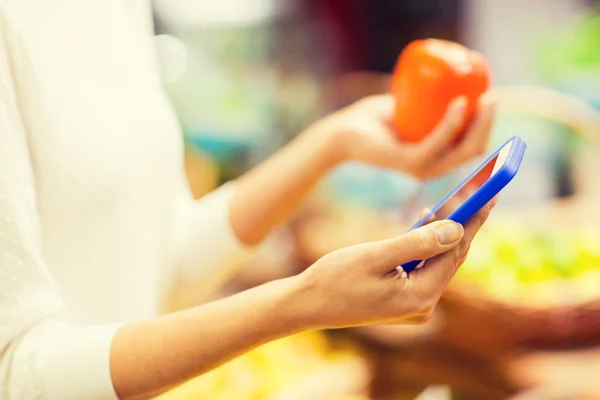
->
150, 0, 600, 399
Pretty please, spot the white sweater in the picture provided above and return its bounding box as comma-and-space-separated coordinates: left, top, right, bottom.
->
0, 1, 251, 399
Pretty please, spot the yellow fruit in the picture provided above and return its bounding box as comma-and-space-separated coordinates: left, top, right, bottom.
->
159, 331, 364, 400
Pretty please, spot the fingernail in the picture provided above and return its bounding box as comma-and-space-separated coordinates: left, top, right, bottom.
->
436, 222, 464, 245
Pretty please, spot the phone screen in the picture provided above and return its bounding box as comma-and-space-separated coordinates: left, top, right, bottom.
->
425, 140, 513, 220
403, 138, 522, 272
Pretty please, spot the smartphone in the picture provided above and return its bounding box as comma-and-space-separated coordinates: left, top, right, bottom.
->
401, 136, 527, 273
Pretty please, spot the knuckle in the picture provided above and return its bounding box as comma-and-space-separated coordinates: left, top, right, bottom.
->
461, 243, 473, 262
476, 209, 489, 225
411, 289, 437, 312
410, 168, 423, 178
459, 151, 474, 164
485, 203, 493, 216
417, 170, 433, 180
356, 95, 377, 108
422, 150, 437, 163
451, 116, 464, 131
317, 251, 335, 266
355, 244, 377, 266
457, 238, 467, 252
409, 157, 426, 172
349, 117, 372, 135
454, 249, 466, 268
456, 241, 470, 258
441, 247, 462, 271
475, 146, 486, 157
414, 172, 428, 181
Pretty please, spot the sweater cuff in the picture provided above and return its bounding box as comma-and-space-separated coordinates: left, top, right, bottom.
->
43, 322, 122, 400
174, 182, 254, 280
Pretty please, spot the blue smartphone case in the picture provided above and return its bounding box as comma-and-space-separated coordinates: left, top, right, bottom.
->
401, 136, 527, 273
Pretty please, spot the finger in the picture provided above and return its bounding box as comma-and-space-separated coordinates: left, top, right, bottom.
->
456, 91, 496, 155
439, 202, 492, 283
419, 208, 436, 224
417, 96, 467, 158
461, 198, 493, 240
427, 92, 496, 176
490, 194, 499, 208
363, 220, 464, 274
412, 201, 492, 287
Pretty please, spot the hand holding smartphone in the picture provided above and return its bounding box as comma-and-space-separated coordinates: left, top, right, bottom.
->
401, 136, 527, 273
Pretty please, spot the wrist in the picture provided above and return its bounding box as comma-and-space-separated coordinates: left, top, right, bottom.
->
298, 122, 346, 172
277, 274, 329, 332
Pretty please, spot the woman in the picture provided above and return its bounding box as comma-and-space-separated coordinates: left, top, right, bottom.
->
0, 1, 496, 399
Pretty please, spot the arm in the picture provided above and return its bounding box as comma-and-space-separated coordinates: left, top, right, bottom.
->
229, 93, 496, 245
0, 114, 488, 400
0, 86, 491, 400
110, 204, 492, 400
169, 94, 494, 305
0, 84, 493, 400
0, 15, 290, 399
168, 40, 494, 301
229, 130, 337, 245
168, 127, 337, 302
110, 278, 303, 399
0, 20, 121, 400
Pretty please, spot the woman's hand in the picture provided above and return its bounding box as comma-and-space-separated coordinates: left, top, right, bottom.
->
290, 202, 492, 330
228, 92, 494, 246
310, 93, 496, 179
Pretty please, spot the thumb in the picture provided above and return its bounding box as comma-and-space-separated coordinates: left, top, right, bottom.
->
366, 220, 464, 274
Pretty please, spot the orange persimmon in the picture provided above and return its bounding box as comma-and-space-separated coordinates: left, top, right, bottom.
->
391, 39, 490, 143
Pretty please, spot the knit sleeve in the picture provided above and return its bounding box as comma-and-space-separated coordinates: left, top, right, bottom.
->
0, 9, 121, 400
169, 177, 256, 302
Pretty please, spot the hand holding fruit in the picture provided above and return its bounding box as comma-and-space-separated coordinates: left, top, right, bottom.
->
308, 39, 495, 180
392, 39, 491, 143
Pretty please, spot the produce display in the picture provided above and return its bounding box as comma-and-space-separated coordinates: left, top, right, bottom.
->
537, 8, 600, 83
295, 200, 600, 310
158, 331, 370, 400
391, 39, 490, 143
160, 199, 600, 399
454, 218, 600, 308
